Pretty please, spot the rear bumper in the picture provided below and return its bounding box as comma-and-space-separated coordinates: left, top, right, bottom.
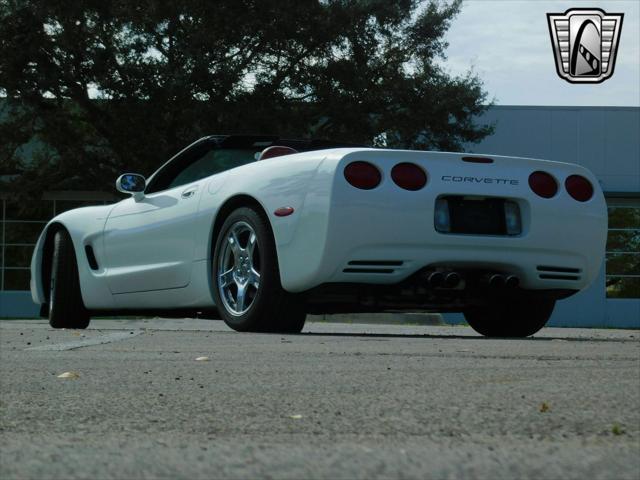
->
321, 243, 595, 290
278, 150, 607, 293
317, 197, 606, 292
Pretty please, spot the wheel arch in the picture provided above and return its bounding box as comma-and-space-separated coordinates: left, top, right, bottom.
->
208, 194, 279, 298
210, 194, 276, 262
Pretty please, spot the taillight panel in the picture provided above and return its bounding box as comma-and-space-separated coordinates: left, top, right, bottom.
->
528, 171, 558, 199
344, 161, 382, 190
529, 170, 595, 202
565, 175, 594, 202
391, 163, 427, 191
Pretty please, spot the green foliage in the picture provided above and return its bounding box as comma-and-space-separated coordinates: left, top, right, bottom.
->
611, 423, 625, 436
605, 205, 640, 299
0, 0, 492, 192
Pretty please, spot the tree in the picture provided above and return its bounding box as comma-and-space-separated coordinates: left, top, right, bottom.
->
0, 0, 492, 193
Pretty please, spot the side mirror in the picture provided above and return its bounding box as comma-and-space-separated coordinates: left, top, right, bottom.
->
116, 173, 146, 200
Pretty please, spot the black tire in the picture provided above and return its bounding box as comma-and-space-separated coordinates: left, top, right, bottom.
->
463, 298, 555, 338
212, 206, 306, 333
48, 230, 90, 329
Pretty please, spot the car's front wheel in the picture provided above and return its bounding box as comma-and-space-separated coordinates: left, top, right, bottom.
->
463, 298, 555, 338
212, 207, 306, 333
48, 229, 91, 329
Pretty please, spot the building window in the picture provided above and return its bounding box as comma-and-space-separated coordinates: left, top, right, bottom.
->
606, 198, 640, 299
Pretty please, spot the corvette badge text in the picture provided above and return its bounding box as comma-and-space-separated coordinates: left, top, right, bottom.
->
442, 176, 519, 185
547, 8, 623, 84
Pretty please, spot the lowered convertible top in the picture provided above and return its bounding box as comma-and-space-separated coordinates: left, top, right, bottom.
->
205, 134, 369, 152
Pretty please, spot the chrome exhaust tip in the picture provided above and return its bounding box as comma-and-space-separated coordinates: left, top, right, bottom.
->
488, 274, 505, 288
505, 275, 520, 288
427, 271, 444, 287
444, 272, 461, 288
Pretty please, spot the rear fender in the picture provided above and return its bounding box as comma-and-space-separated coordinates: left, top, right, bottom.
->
198, 151, 343, 292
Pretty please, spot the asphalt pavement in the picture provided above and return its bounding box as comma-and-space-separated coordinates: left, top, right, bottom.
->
1, 318, 639, 480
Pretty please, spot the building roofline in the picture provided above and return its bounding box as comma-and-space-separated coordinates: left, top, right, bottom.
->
487, 105, 639, 111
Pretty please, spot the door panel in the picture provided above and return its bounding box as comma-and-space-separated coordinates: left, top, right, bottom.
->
103, 183, 202, 294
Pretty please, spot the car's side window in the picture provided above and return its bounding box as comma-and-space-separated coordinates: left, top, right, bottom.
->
167, 149, 257, 190
145, 145, 258, 195
145, 142, 205, 194
166, 150, 216, 190
144, 141, 212, 194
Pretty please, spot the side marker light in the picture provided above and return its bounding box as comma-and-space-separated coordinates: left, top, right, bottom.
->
274, 207, 295, 217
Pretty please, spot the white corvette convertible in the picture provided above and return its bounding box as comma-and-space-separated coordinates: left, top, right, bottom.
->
30, 135, 607, 337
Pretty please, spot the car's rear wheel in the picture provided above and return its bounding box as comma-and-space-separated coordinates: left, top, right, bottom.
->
463, 298, 555, 338
212, 207, 306, 333
48, 230, 91, 329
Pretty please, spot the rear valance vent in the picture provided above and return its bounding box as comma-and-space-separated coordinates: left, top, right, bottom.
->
343, 260, 403, 274
539, 274, 580, 281
537, 265, 581, 281
537, 265, 581, 273
343, 268, 395, 274
348, 260, 403, 267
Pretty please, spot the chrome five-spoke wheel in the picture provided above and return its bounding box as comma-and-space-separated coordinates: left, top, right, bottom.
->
217, 221, 261, 315
212, 206, 307, 333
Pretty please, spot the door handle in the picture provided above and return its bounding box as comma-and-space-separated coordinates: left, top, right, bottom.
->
181, 187, 198, 199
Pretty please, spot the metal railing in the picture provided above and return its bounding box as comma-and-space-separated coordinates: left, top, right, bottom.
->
0, 192, 116, 291
0, 201, 48, 291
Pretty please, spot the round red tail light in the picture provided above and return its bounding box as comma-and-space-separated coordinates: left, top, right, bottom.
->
528, 171, 558, 198
391, 163, 427, 191
565, 175, 593, 202
344, 161, 381, 190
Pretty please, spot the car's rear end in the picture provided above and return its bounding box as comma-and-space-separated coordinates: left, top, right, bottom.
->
296, 148, 607, 336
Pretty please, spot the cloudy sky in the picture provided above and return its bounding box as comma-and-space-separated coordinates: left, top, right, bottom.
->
441, 0, 639, 106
